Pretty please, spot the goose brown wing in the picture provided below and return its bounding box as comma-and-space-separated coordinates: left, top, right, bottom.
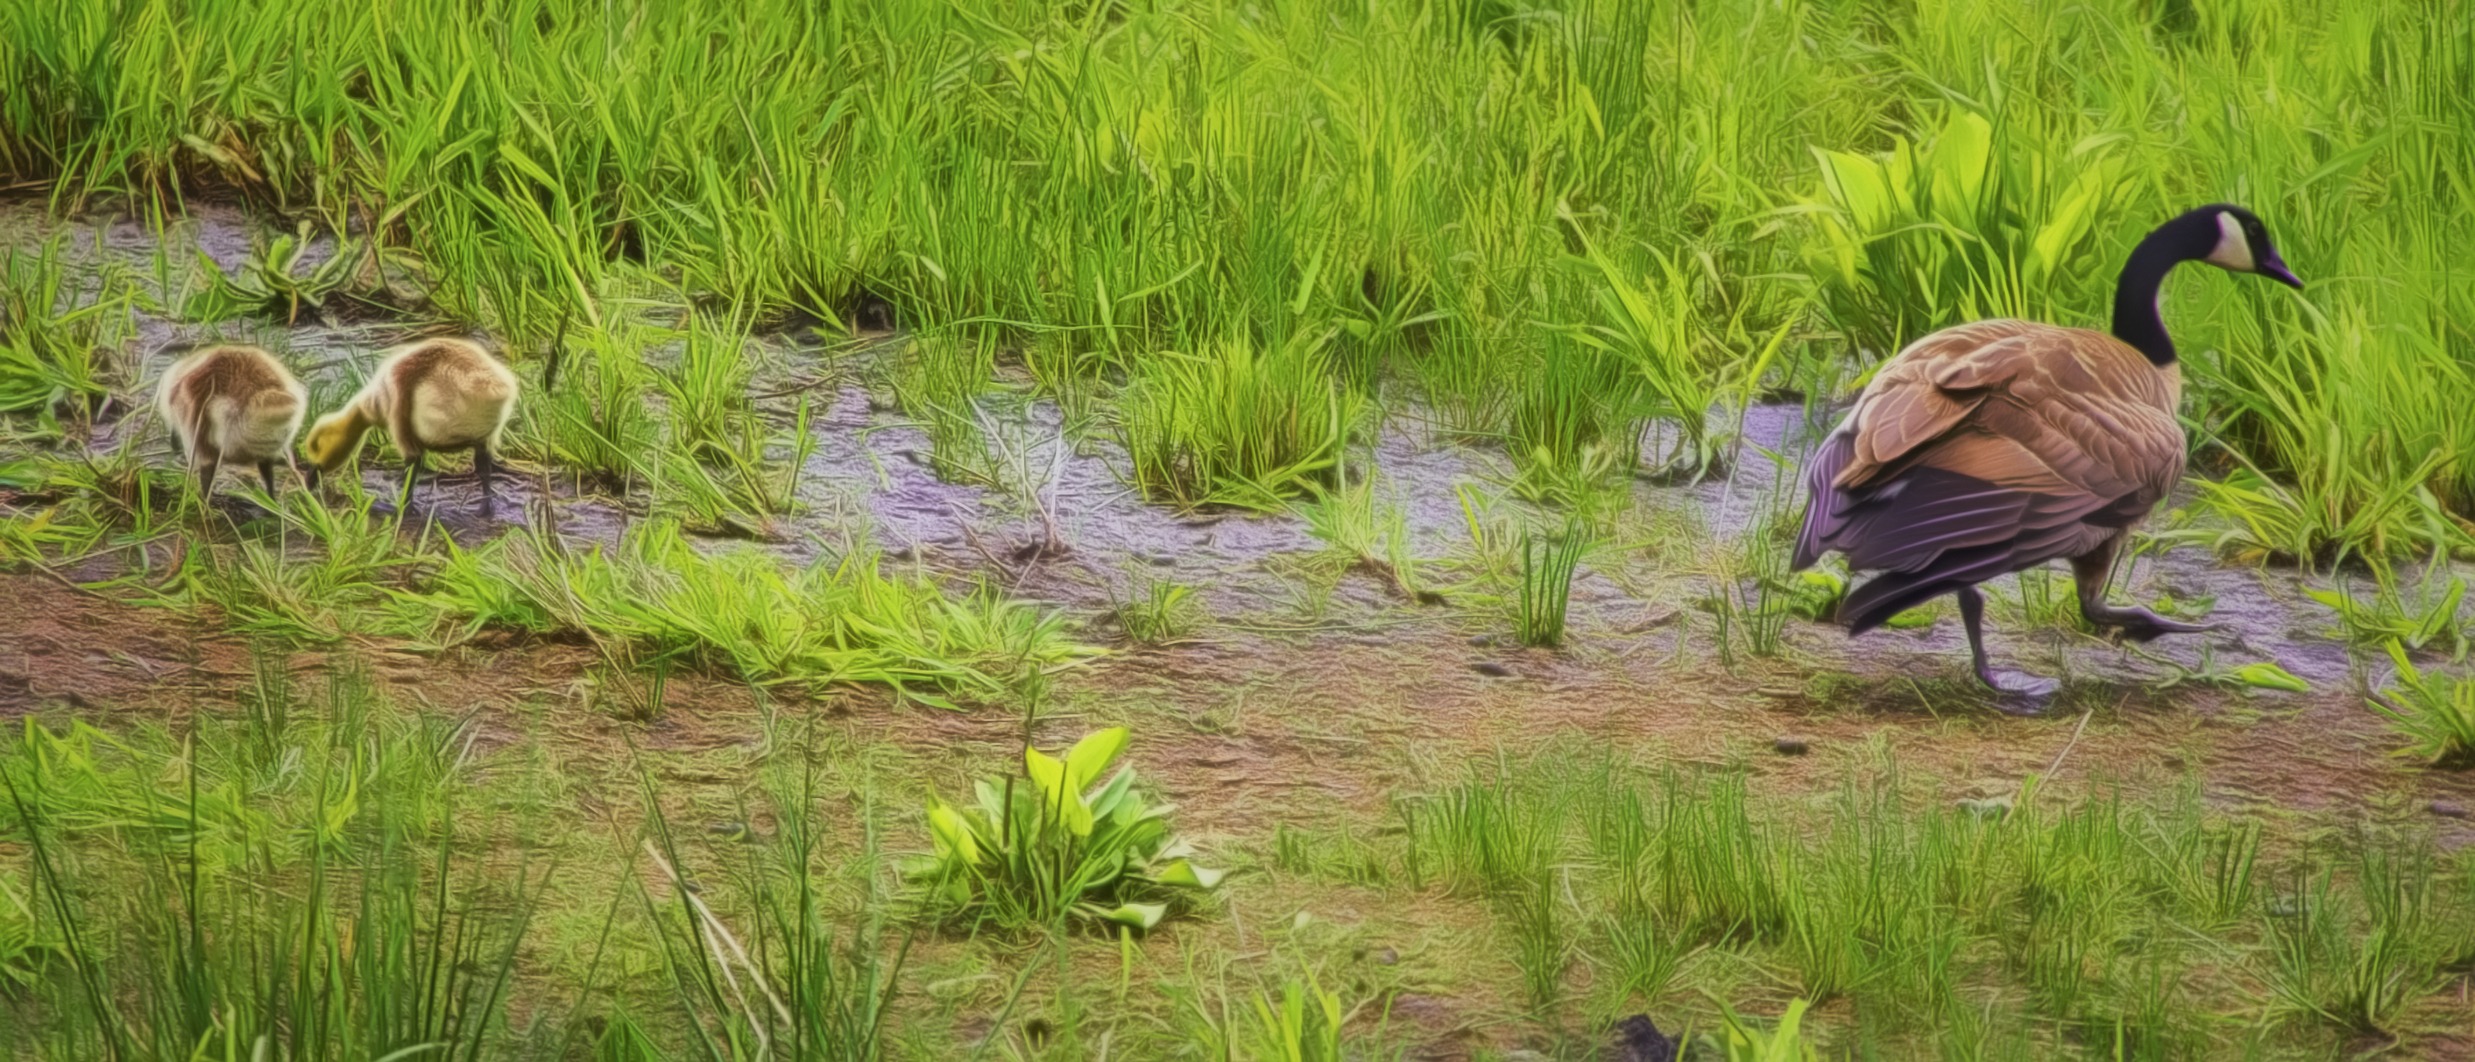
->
1796, 322, 2185, 581
1832, 320, 2045, 488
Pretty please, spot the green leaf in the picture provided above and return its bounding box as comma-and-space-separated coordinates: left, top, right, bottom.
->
928, 801, 980, 865
1927, 109, 1994, 224
1815, 147, 1892, 233
496, 141, 559, 191
2231, 662, 2309, 692
1096, 902, 1165, 931
1152, 859, 1224, 890
1085, 768, 1138, 822
1064, 727, 1129, 790
1024, 746, 1093, 836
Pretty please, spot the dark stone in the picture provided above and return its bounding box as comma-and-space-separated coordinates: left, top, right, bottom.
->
1608, 1014, 1678, 1062
2431, 801, 2469, 820
1468, 634, 1498, 647
1471, 661, 1513, 678
1772, 736, 1810, 756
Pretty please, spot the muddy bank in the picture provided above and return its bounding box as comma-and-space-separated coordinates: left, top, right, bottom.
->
0, 199, 2436, 716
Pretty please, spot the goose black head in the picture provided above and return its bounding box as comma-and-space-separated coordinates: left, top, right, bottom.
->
2188, 204, 2303, 289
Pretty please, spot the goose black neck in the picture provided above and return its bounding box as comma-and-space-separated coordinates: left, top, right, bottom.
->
2110, 223, 2203, 367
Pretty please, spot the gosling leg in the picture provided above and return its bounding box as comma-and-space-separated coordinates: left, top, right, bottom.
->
473, 441, 499, 516
258, 460, 279, 496
195, 456, 219, 499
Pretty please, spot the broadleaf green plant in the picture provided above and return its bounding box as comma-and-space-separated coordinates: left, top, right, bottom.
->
913, 727, 1221, 931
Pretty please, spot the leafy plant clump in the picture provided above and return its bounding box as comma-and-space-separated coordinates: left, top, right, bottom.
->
1118, 334, 1367, 510
0, 238, 128, 430
1111, 577, 1204, 645
2369, 642, 2475, 768
184, 222, 424, 325
914, 727, 1221, 931
418, 521, 1094, 707
1515, 522, 1587, 648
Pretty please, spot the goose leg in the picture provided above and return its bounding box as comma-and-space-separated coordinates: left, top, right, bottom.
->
2071, 544, 2212, 642
1958, 585, 2059, 703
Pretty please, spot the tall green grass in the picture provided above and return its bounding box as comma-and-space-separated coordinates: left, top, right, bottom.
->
9, 0, 2461, 546
1515, 522, 1587, 648
0, 652, 930, 1060
1394, 743, 2475, 1049
1, 662, 542, 1059
1118, 334, 1366, 510
0, 236, 130, 435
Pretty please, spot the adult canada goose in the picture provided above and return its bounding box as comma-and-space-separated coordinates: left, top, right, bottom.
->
303, 337, 521, 512
154, 344, 308, 497
1793, 204, 2303, 699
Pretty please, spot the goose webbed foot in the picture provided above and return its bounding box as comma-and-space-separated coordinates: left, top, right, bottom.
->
2083, 605, 2214, 643
1974, 665, 2061, 713
1958, 584, 2060, 713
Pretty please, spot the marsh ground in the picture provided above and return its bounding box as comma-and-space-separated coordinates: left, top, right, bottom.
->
7, 0, 2475, 1054
6, 201, 2475, 1062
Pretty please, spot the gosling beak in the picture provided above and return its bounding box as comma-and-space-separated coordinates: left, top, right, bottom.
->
2258, 258, 2303, 290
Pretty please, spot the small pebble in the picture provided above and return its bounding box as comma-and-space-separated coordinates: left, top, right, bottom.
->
1471, 661, 1513, 678
1468, 634, 1498, 648
2431, 801, 2469, 820
1772, 736, 1810, 756
1373, 947, 1398, 966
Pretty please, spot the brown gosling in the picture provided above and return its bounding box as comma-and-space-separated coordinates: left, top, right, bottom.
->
303, 337, 521, 512
154, 344, 309, 497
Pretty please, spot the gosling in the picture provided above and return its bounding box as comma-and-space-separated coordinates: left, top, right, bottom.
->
154, 344, 309, 497
304, 337, 521, 512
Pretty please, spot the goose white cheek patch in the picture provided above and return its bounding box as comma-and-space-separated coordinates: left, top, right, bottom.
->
2206, 211, 2256, 271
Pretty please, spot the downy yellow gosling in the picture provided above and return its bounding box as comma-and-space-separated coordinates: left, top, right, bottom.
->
304, 337, 521, 512
154, 344, 308, 497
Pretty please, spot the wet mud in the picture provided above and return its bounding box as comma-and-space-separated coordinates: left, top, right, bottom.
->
5, 199, 2471, 854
